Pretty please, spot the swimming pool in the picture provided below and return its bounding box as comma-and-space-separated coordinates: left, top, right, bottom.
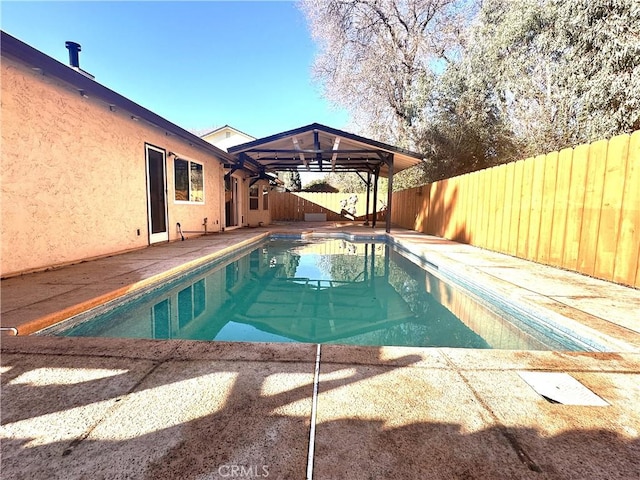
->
42, 236, 599, 350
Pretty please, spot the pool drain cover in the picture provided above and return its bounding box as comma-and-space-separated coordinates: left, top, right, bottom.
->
517, 371, 609, 406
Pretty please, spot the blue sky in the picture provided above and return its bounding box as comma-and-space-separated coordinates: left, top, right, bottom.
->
1, 1, 350, 139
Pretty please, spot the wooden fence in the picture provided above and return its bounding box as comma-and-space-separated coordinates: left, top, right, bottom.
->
270, 192, 373, 221
391, 131, 640, 288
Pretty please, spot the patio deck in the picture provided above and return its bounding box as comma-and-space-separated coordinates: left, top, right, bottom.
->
2, 222, 640, 479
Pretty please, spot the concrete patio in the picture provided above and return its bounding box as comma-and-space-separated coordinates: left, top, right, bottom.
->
2, 223, 640, 479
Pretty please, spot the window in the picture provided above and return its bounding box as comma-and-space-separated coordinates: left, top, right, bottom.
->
249, 185, 259, 210
193, 279, 206, 317
262, 185, 269, 210
174, 158, 204, 203
177, 279, 206, 329
152, 299, 170, 339
177, 287, 193, 328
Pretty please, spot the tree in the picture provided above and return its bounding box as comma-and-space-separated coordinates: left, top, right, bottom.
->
324, 172, 364, 193
323, 172, 389, 194
300, 0, 503, 185
299, 0, 472, 149
464, 0, 640, 154
412, 30, 522, 180
302, 180, 339, 192
551, 0, 640, 140
278, 171, 302, 191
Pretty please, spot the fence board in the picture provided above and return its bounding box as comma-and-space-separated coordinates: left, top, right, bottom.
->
495, 165, 507, 252
492, 166, 502, 249
403, 188, 416, 229
549, 148, 573, 267
508, 160, 524, 256
578, 139, 608, 276
484, 167, 494, 248
563, 144, 590, 270
437, 180, 445, 236
443, 179, 452, 238
595, 134, 629, 280
400, 189, 409, 228
412, 187, 421, 230
467, 173, 475, 243
492, 166, 502, 250
419, 185, 430, 233
517, 158, 535, 257
393, 190, 401, 225
417, 186, 423, 230
500, 162, 515, 253
538, 151, 559, 263
460, 174, 471, 243
444, 177, 460, 240
427, 181, 439, 236
467, 172, 477, 244
527, 154, 546, 261
477, 168, 489, 247
486, 167, 498, 250
392, 189, 400, 227
445, 178, 455, 239
613, 132, 640, 286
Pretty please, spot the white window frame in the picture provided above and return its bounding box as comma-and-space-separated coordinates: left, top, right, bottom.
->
262, 184, 269, 210
174, 155, 205, 204
249, 184, 259, 210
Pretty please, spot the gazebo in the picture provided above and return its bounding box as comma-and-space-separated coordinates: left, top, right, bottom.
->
228, 123, 427, 232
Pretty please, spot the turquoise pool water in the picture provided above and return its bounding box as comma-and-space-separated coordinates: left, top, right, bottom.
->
45, 237, 594, 350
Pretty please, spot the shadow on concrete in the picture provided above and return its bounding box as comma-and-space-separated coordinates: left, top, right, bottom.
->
2, 341, 638, 479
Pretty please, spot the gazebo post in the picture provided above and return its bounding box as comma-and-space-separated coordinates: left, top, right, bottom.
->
365, 171, 371, 226
372, 165, 380, 228
385, 154, 394, 233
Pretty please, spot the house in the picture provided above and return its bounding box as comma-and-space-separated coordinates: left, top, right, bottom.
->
201, 126, 271, 230
1, 31, 424, 278
0, 31, 266, 277
201, 125, 255, 152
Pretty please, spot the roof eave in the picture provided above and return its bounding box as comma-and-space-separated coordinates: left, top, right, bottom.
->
201, 124, 256, 141
0, 30, 236, 165
228, 122, 426, 161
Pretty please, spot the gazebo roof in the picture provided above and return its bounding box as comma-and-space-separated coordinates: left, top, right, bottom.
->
227, 123, 426, 177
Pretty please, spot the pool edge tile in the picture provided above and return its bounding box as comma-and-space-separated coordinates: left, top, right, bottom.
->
320, 344, 450, 369
169, 340, 318, 363
0, 336, 180, 361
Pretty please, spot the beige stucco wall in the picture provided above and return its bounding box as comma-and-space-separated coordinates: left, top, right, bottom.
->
1, 57, 224, 277
166, 150, 224, 238
246, 179, 271, 227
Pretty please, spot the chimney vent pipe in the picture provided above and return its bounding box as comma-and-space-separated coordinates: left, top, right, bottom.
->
65, 41, 81, 68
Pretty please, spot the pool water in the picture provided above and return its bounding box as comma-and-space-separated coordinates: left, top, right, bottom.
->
46, 237, 591, 350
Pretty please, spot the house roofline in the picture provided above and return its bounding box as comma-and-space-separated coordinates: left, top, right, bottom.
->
228, 122, 425, 160
1, 30, 236, 165
201, 124, 256, 141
